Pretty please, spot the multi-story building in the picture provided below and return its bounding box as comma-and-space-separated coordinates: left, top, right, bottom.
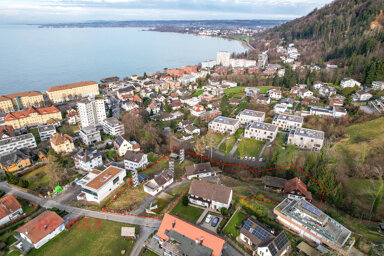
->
208, 116, 240, 135
77, 166, 126, 204
340, 78, 361, 89
143, 169, 174, 196
50, 133, 75, 154
0, 91, 44, 113
124, 151, 148, 171
268, 89, 282, 100
38, 124, 56, 141
72, 147, 103, 172
0, 134, 37, 157
79, 125, 101, 145
236, 109, 265, 125
102, 117, 124, 136
0, 195, 23, 226
372, 81, 384, 90
272, 114, 304, 130
46, 81, 99, 103
288, 127, 324, 151
189, 179, 232, 210
77, 98, 106, 128
216, 51, 231, 67
0, 150, 32, 172
274, 199, 352, 253
4, 106, 62, 130
244, 121, 278, 142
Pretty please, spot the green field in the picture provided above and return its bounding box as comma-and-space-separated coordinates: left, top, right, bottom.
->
224, 86, 275, 97
233, 35, 252, 40
191, 90, 204, 97
222, 210, 247, 238
234, 138, 265, 158
23, 166, 50, 190
28, 217, 138, 256
219, 136, 237, 154
170, 201, 204, 223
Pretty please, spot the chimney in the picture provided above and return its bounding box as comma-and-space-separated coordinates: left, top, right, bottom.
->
172, 220, 176, 228
200, 236, 204, 244
195, 239, 199, 244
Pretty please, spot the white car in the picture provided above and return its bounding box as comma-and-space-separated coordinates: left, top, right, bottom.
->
205, 214, 212, 223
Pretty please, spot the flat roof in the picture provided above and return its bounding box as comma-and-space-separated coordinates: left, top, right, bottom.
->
211, 116, 239, 126
274, 114, 304, 123
247, 121, 278, 132
238, 109, 265, 118
292, 127, 324, 140
84, 166, 125, 191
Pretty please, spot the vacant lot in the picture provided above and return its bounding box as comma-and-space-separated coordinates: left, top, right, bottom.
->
106, 184, 149, 212
29, 217, 138, 256
23, 166, 50, 190
170, 201, 204, 223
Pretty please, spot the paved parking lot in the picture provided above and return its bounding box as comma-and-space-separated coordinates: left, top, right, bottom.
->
199, 212, 223, 233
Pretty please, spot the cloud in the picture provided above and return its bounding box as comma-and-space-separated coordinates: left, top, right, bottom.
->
0, 0, 333, 24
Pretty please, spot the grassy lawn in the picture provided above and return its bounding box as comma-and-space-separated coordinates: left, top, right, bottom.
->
170, 200, 204, 223
219, 136, 237, 154
106, 184, 149, 211
224, 87, 245, 98
234, 138, 265, 158
139, 248, 159, 256
28, 217, 138, 256
191, 90, 204, 97
222, 210, 247, 239
233, 35, 252, 40
23, 166, 50, 190
204, 134, 224, 148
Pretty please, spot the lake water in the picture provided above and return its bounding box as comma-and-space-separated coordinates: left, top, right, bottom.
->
0, 25, 244, 95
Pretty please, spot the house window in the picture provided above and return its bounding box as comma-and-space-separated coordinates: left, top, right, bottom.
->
113, 177, 119, 184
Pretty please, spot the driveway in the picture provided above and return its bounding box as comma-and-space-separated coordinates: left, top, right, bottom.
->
130, 226, 156, 256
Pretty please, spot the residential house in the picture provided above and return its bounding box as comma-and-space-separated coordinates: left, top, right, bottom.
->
290, 86, 300, 96
340, 78, 361, 89
143, 169, 174, 196
102, 117, 124, 136
38, 125, 56, 141
124, 151, 148, 171
181, 97, 200, 107
156, 214, 226, 256
236, 109, 265, 125
184, 162, 219, 180
263, 176, 286, 191
66, 108, 79, 125
272, 114, 303, 130
222, 80, 237, 87
244, 87, 260, 97
372, 81, 384, 90
274, 103, 289, 114
0, 134, 37, 157
178, 119, 194, 129
299, 89, 313, 99
352, 89, 372, 102
16, 211, 65, 250
256, 95, 271, 105
77, 166, 126, 204
190, 104, 206, 117
46, 81, 99, 103
229, 98, 242, 106
72, 147, 102, 172
239, 218, 290, 256
170, 100, 183, 110
244, 121, 278, 142
146, 103, 160, 115
0, 126, 15, 139
288, 127, 324, 151
50, 133, 74, 154
0, 150, 32, 172
189, 179, 232, 210
122, 101, 139, 112
114, 135, 140, 157
268, 89, 282, 100
284, 177, 312, 202
79, 125, 101, 145
200, 109, 222, 122
184, 125, 200, 135
274, 199, 351, 253
208, 116, 240, 135
0, 195, 23, 226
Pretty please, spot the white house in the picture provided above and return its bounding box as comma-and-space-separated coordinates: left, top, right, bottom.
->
299, 89, 313, 99
221, 80, 237, 87
143, 169, 174, 196
352, 90, 372, 102
184, 125, 200, 135
146, 103, 160, 114
184, 162, 219, 180
181, 97, 200, 107
189, 179, 232, 210
236, 109, 265, 125
0, 195, 23, 226
37, 125, 56, 141
268, 89, 282, 100
124, 151, 148, 171
77, 166, 126, 204
72, 147, 103, 172
288, 127, 324, 151
372, 81, 384, 90
114, 135, 140, 157
16, 211, 65, 250
208, 116, 240, 135
122, 101, 139, 112
274, 103, 289, 114
190, 104, 206, 117
340, 78, 361, 89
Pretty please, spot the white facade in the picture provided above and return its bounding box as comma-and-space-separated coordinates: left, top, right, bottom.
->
244, 121, 278, 142
0, 208, 23, 226
236, 109, 265, 124
73, 149, 103, 172
38, 125, 56, 141
201, 60, 217, 69
372, 81, 384, 90
102, 117, 124, 136
19, 223, 65, 249
143, 175, 174, 196
189, 190, 232, 210
340, 78, 361, 89
79, 125, 101, 145
208, 116, 240, 135
124, 153, 148, 171
0, 133, 37, 157
288, 127, 324, 151
272, 114, 303, 130
77, 98, 106, 128
274, 104, 288, 114
216, 51, 231, 67
190, 104, 206, 117
268, 89, 282, 100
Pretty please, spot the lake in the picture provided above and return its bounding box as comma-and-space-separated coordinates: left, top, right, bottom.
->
0, 25, 244, 95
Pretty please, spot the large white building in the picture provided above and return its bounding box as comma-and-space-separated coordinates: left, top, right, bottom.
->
37, 124, 56, 141
124, 151, 148, 171
216, 51, 231, 67
244, 121, 278, 142
288, 127, 324, 151
102, 117, 124, 136
208, 116, 240, 135
79, 125, 101, 145
340, 78, 361, 89
72, 147, 103, 172
143, 169, 174, 196
236, 109, 265, 125
272, 114, 304, 130
77, 166, 126, 204
0, 133, 37, 157
189, 179, 232, 210
77, 98, 106, 128
201, 60, 217, 69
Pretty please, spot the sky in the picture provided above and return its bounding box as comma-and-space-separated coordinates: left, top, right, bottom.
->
0, 0, 334, 24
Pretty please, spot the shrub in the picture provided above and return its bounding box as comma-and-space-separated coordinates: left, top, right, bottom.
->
182, 195, 189, 206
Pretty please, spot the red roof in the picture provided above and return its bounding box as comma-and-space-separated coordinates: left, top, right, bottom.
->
46, 81, 97, 92
284, 177, 309, 197
0, 195, 21, 219
157, 214, 225, 256
16, 211, 64, 244
5, 106, 60, 121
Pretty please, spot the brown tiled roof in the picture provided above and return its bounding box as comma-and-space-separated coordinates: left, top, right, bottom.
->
85, 166, 124, 190
50, 133, 73, 146
16, 211, 63, 244
284, 177, 309, 197
154, 169, 174, 187
0, 195, 21, 219
0, 125, 15, 139
46, 81, 97, 92
189, 180, 232, 204
0, 91, 43, 102
185, 162, 212, 177
263, 176, 286, 189
4, 106, 60, 121
124, 151, 145, 163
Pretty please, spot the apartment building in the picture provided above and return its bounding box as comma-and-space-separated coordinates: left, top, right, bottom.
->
273, 114, 304, 130
124, 151, 148, 171
79, 125, 101, 145
274, 199, 351, 253
4, 106, 62, 130
0, 133, 37, 157
288, 127, 324, 151
102, 117, 124, 136
46, 81, 99, 103
72, 147, 103, 172
0, 91, 44, 113
38, 124, 56, 141
208, 116, 240, 135
244, 121, 278, 142
50, 133, 74, 153
77, 98, 106, 128
340, 78, 361, 89
236, 109, 265, 125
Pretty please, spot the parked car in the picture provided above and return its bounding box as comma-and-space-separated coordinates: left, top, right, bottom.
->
211, 217, 219, 227
205, 214, 212, 223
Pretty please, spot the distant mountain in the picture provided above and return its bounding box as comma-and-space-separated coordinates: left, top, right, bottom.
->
257, 0, 384, 85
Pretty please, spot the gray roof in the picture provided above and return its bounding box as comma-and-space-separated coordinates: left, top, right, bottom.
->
37, 124, 56, 133
248, 121, 278, 132
292, 127, 324, 140
0, 133, 34, 147
72, 147, 101, 162
211, 116, 239, 126
238, 109, 265, 118
103, 117, 121, 126
0, 150, 29, 167
165, 229, 213, 256
154, 169, 174, 187
124, 151, 145, 163
274, 114, 303, 123
263, 176, 286, 189
185, 162, 213, 176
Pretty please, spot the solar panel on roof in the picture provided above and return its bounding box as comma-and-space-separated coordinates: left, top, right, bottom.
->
268, 243, 277, 256
242, 220, 253, 231
251, 226, 271, 241
274, 232, 289, 250
302, 202, 322, 216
